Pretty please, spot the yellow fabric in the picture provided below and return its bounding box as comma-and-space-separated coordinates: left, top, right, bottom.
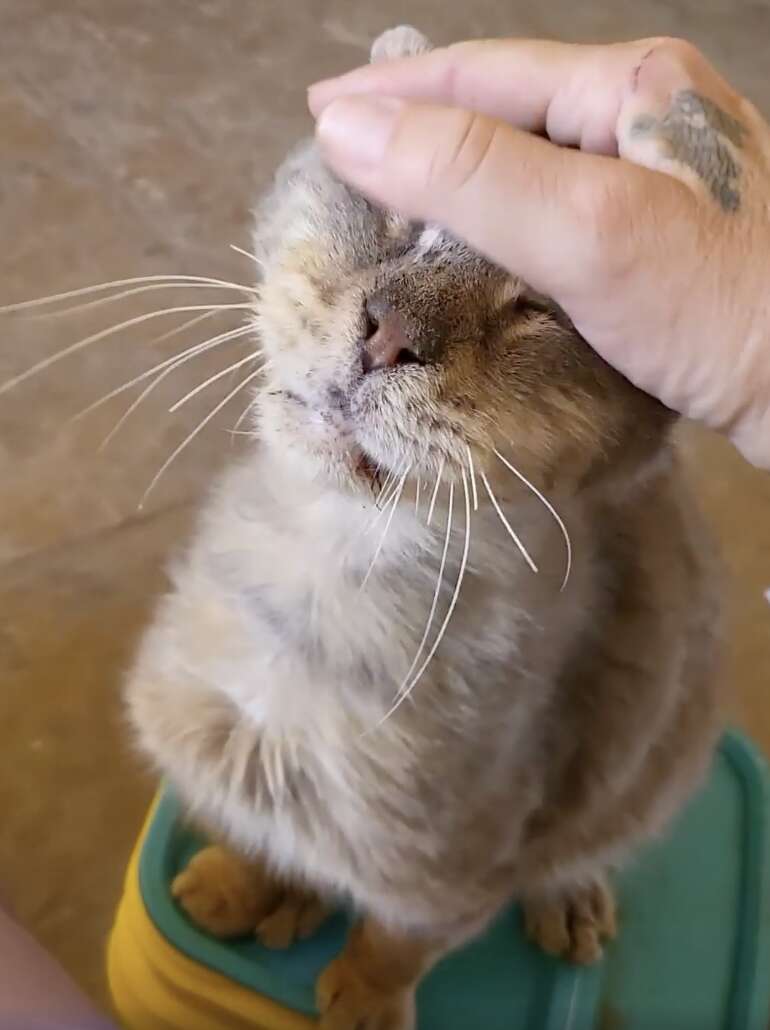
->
107, 800, 314, 1030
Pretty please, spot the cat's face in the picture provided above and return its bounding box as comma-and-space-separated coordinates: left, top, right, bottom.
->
251, 30, 671, 497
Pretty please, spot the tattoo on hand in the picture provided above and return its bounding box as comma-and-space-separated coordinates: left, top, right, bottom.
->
631, 90, 747, 213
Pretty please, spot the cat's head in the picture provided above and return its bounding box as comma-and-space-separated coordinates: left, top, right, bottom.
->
252, 26, 673, 497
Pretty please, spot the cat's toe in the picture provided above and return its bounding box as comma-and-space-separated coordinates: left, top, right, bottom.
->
256, 890, 330, 949
317, 956, 415, 1030
171, 845, 279, 939
524, 878, 617, 965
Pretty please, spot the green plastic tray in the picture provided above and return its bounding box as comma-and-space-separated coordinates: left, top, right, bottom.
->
139, 730, 770, 1029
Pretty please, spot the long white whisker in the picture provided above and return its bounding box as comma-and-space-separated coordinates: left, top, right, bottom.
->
72, 324, 253, 425
24, 280, 255, 321
374, 466, 397, 510
363, 459, 410, 539
140, 369, 262, 508
372, 459, 409, 519
376, 480, 453, 729
480, 471, 539, 574
230, 244, 264, 268
466, 445, 479, 512
360, 468, 409, 590
409, 470, 471, 690
493, 447, 572, 590
386, 469, 472, 721
232, 397, 257, 435
426, 455, 446, 526
229, 355, 271, 429
151, 308, 224, 346
98, 332, 252, 451
0, 275, 253, 315
169, 350, 263, 412
0, 303, 252, 397
414, 477, 422, 515
340, 461, 405, 570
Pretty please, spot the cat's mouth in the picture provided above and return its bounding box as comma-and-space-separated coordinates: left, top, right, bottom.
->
279, 387, 385, 488
353, 449, 382, 487
327, 387, 385, 486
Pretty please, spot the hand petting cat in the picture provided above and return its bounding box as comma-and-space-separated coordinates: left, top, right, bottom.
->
310, 34, 770, 470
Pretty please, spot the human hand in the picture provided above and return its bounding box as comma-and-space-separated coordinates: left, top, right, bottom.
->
309, 36, 770, 469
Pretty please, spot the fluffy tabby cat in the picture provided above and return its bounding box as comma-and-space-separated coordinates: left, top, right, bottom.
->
127, 26, 721, 1030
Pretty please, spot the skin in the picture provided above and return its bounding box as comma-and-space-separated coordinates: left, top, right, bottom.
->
0, 904, 117, 1029
308, 36, 770, 470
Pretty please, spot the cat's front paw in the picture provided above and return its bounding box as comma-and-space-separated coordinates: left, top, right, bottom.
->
370, 26, 431, 63
317, 956, 415, 1030
256, 889, 330, 949
523, 878, 617, 965
171, 845, 280, 939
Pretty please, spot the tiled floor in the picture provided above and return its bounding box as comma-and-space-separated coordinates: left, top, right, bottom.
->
1, 0, 768, 1010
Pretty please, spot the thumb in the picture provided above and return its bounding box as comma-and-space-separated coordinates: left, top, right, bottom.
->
315, 95, 667, 305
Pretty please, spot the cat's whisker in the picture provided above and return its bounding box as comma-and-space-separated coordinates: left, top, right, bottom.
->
480, 471, 539, 575
139, 368, 262, 508
373, 464, 398, 513
371, 459, 409, 520
375, 480, 453, 730
231, 396, 258, 436
466, 445, 479, 512
97, 352, 193, 448
72, 323, 253, 425
152, 308, 224, 346
361, 461, 408, 544
169, 350, 264, 413
25, 282, 256, 322
0, 274, 253, 315
414, 477, 422, 516
98, 338, 244, 452
226, 357, 273, 441
340, 461, 404, 568
230, 244, 264, 268
493, 447, 572, 590
412, 469, 472, 684
360, 467, 410, 591
0, 303, 253, 397
384, 469, 472, 722
426, 455, 445, 526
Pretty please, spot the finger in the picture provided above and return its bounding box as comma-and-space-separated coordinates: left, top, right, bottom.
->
315, 95, 683, 302
310, 38, 660, 154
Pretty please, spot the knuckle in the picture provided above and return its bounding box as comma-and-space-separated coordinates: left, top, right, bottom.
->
425, 111, 500, 194
654, 36, 708, 74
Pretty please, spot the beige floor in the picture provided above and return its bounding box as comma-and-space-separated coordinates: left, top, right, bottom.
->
0, 0, 768, 1012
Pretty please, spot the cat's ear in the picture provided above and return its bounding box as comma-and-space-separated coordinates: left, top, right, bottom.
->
370, 25, 432, 63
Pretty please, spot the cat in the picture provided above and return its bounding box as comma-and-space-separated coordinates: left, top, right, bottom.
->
126, 26, 722, 1030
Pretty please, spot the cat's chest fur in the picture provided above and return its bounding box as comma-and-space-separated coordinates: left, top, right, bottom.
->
132, 452, 586, 910
168, 454, 574, 720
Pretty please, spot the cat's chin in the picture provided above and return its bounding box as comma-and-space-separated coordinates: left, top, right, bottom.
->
263, 387, 395, 491
266, 417, 387, 496
261, 383, 417, 500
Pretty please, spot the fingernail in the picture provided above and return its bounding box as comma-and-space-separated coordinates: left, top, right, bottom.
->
316, 96, 404, 166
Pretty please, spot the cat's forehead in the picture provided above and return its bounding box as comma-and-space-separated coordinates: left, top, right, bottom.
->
267, 140, 478, 268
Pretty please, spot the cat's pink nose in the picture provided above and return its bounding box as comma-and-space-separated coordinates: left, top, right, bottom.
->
361, 297, 422, 374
